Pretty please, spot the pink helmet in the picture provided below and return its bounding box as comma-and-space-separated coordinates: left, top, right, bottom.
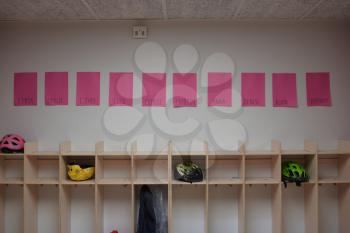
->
0, 134, 25, 153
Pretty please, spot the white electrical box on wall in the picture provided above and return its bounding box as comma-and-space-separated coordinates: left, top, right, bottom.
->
133, 26, 147, 39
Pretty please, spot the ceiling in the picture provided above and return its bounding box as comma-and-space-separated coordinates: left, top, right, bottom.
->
0, 0, 349, 21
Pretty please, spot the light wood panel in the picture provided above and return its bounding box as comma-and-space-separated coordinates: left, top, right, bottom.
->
0, 139, 348, 233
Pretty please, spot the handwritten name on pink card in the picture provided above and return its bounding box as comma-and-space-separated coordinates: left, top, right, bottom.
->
241, 73, 265, 107
173, 73, 197, 107
142, 73, 166, 107
14, 72, 37, 106
273, 73, 298, 107
208, 72, 232, 107
109, 72, 133, 106
306, 72, 332, 106
45, 72, 68, 106
76, 72, 100, 106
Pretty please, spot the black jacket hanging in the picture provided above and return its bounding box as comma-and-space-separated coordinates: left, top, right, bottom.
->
137, 185, 156, 233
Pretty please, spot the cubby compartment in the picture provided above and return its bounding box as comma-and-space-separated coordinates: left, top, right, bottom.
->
96, 185, 132, 233
245, 154, 280, 184
318, 152, 350, 183
133, 154, 168, 184
24, 184, 59, 233
172, 185, 205, 233
96, 154, 131, 185
134, 185, 168, 233
60, 185, 95, 233
0, 154, 24, 184
282, 183, 317, 233
208, 184, 244, 233
318, 183, 350, 233
172, 155, 206, 185
24, 155, 59, 184
60, 155, 95, 184
282, 153, 317, 183
245, 184, 281, 233
0, 184, 23, 233
208, 153, 243, 185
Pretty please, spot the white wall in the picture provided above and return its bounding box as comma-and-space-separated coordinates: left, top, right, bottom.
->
0, 20, 350, 152
1, 20, 349, 233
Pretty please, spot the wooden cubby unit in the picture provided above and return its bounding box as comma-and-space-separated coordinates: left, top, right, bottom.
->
245, 183, 282, 233
245, 141, 281, 185
133, 148, 168, 185
0, 184, 23, 233
0, 153, 24, 184
0, 139, 349, 233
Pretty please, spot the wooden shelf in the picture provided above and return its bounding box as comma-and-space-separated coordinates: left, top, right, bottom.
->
97, 152, 131, 159
281, 150, 315, 155
208, 178, 243, 185
172, 179, 207, 185
1, 140, 349, 233
25, 178, 59, 185
318, 149, 350, 155
318, 178, 350, 184
245, 178, 280, 185
97, 178, 131, 185
61, 151, 95, 156
61, 179, 95, 185
172, 151, 207, 157
245, 150, 279, 156
0, 177, 23, 184
26, 151, 59, 156
133, 178, 168, 185
0, 153, 24, 160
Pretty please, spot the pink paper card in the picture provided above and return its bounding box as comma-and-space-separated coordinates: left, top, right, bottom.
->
109, 72, 133, 106
14, 72, 37, 106
306, 72, 331, 106
142, 73, 166, 107
208, 72, 232, 107
272, 73, 298, 107
76, 72, 100, 106
241, 73, 265, 107
45, 72, 68, 106
173, 73, 197, 107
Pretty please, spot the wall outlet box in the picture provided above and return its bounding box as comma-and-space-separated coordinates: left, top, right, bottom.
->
133, 26, 147, 39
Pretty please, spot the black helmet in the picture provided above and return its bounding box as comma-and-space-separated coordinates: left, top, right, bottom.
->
174, 161, 203, 183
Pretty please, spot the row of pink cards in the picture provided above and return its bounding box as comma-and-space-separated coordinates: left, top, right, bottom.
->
13, 72, 331, 107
